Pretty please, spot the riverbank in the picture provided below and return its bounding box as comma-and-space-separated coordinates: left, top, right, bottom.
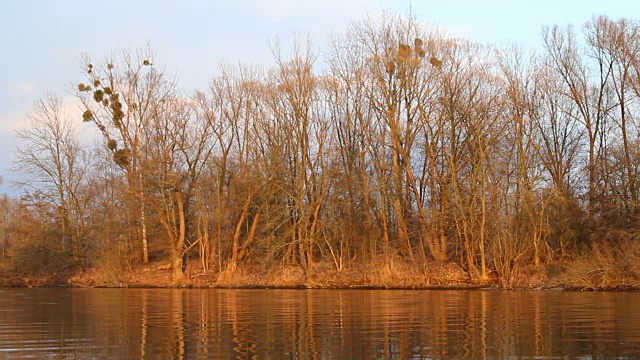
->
3, 256, 637, 291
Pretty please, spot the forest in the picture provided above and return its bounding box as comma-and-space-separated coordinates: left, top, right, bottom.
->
2, 13, 640, 289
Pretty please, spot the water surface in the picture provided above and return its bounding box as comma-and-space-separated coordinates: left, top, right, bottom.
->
0, 288, 639, 358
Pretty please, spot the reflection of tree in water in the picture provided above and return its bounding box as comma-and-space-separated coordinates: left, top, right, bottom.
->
226, 290, 258, 358
2, 289, 640, 358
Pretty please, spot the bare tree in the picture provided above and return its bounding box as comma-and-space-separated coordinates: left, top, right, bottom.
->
324, 35, 378, 267
13, 94, 89, 260
586, 16, 640, 222
141, 94, 215, 281
78, 48, 176, 264
543, 24, 615, 222
0, 194, 14, 261
494, 45, 547, 281
262, 38, 334, 281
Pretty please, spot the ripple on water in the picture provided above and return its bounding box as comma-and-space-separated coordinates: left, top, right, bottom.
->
1, 288, 640, 358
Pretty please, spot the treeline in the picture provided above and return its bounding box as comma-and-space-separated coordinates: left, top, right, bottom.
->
3, 14, 640, 286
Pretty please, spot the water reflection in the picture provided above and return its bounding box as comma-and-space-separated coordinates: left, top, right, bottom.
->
0, 288, 639, 358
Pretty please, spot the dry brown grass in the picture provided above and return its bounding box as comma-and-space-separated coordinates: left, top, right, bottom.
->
240, 258, 473, 289
93, 247, 127, 287
503, 264, 549, 289
10, 258, 477, 289
213, 264, 265, 287
355, 256, 470, 288
17, 248, 640, 291
264, 265, 305, 287
564, 241, 640, 290
366, 257, 414, 287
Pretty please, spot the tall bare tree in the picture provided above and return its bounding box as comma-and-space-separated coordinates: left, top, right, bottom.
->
543, 24, 615, 222
13, 94, 89, 260
78, 48, 176, 264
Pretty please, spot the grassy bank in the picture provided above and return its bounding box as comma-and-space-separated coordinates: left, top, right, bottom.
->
4, 239, 640, 290
1, 258, 470, 289
3, 252, 639, 291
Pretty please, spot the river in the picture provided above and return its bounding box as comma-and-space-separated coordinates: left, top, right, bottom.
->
0, 288, 639, 358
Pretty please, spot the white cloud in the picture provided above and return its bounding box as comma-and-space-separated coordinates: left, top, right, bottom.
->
0, 95, 93, 137
0, 109, 28, 134
0, 81, 40, 134
9, 81, 37, 98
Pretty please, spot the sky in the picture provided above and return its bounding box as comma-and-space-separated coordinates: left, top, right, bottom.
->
1, 0, 639, 195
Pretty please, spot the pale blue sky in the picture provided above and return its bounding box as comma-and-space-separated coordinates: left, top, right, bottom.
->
1, 0, 639, 194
